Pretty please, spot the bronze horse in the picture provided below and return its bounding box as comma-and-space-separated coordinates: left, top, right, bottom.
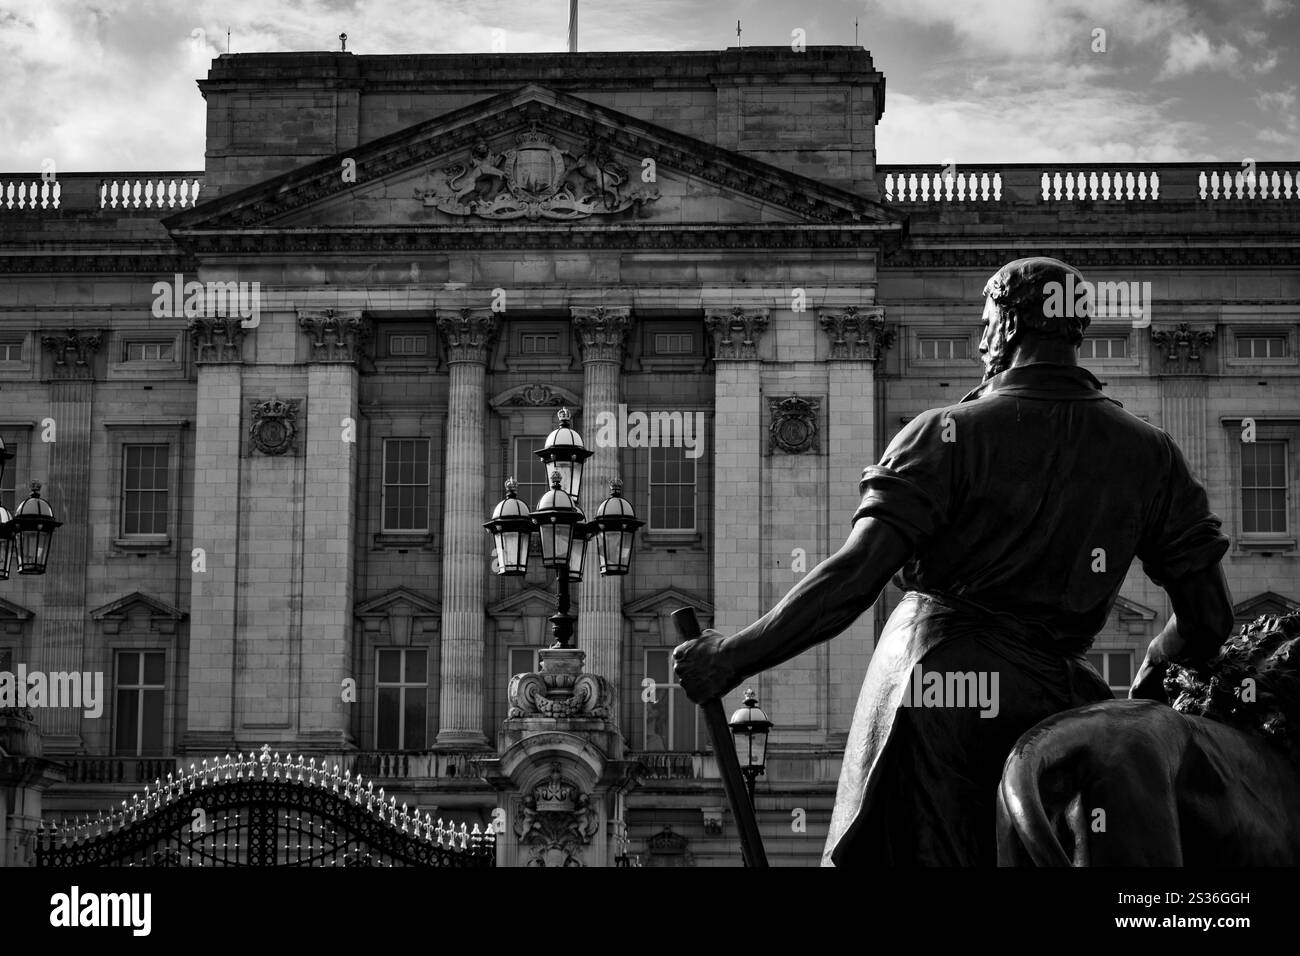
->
997, 611, 1300, 865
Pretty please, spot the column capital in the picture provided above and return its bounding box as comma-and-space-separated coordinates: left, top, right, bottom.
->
818, 306, 892, 361
1150, 323, 1215, 375
297, 309, 372, 364
40, 328, 103, 379
571, 306, 632, 364
188, 317, 249, 365
704, 307, 769, 361
435, 308, 501, 365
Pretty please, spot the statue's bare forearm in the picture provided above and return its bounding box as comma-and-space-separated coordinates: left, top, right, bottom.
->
721, 517, 913, 679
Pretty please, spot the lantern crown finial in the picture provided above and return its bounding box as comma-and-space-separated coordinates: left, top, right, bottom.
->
549, 471, 563, 489
557, 407, 572, 426
29, 480, 41, 496
609, 477, 624, 497
504, 476, 519, 497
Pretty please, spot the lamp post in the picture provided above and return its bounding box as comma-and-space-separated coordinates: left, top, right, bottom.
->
485, 408, 644, 649
0, 436, 60, 580
729, 688, 772, 809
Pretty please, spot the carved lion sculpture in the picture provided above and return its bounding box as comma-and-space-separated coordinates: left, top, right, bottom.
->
997, 611, 1300, 865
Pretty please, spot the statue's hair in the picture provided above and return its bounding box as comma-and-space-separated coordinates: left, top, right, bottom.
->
982, 256, 1091, 346
1168, 610, 1300, 764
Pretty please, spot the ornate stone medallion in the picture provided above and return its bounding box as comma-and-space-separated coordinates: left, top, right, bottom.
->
769, 395, 821, 455
249, 398, 300, 456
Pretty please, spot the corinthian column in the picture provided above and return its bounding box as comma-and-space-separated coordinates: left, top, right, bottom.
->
570, 306, 632, 708
819, 306, 892, 735
435, 309, 500, 748
34, 328, 102, 750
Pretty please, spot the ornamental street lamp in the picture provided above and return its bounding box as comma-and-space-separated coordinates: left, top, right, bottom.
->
729, 688, 773, 808
0, 434, 60, 579
486, 408, 644, 649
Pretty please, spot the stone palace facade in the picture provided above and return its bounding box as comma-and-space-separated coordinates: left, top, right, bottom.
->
0, 46, 1297, 865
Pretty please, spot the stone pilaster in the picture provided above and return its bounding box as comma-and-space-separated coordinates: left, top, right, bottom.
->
435, 308, 500, 748
819, 306, 892, 734
184, 318, 248, 752
34, 329, 102, 750
704, 307, 769, 663
1151, 323, 1215, 481
297, 310, 369, 747
570, 306, 631, 706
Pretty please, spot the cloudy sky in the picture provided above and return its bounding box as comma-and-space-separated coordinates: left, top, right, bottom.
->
0, 0, 1295, 173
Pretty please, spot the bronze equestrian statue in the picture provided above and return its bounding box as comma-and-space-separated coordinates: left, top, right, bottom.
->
674, 256, 1236, 866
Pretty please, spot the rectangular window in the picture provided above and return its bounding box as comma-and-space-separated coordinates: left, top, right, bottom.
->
0, 436, 16, 506
0, 647, 11, 672
1242, 440, 1288, 534
123, 341, 174, 362
918, 337, 968, 361
121, 444, 169, 536
642, 649, 702, 751
1237, 335, 1287, 359
519, 333, 560, 355
382, 439, 430, 532
0, 340, 22, 362
648, 445, 696, 532
387, 334, 428, 357
375, 648, 428, 750
1085, 650, 1133, 695
114, 650, 165, 756
653, 332, 695, 355
513, 435, 551, 509
1079, 336, 1129, 359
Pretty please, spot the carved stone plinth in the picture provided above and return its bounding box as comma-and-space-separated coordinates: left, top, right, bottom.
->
481, 651, 641, 867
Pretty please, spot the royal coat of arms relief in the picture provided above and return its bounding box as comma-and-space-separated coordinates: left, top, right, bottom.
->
417, 124, 659, 220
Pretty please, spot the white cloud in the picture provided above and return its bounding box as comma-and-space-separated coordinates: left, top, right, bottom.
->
1156, 31, 1242, 79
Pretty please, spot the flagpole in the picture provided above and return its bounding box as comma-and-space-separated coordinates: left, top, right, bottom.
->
568, 0, 577, 52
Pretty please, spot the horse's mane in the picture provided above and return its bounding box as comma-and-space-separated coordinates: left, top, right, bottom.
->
1167, 610, 1300, 763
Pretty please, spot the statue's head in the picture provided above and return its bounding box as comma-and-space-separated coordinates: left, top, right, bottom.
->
979, 257, 1090, 378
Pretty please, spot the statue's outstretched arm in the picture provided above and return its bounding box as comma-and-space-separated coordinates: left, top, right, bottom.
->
674, 517, 911, 702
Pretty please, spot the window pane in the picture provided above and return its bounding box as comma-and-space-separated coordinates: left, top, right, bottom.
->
1108, 653, 1132, 687
404, 650, 427, 683
644, 696, 669, 751
116, 689, 140, 753
141, 690, 165, 755
646, 649, 670, 685
403, 691, 427, 750
672, 689, 695, 750
143, 652, 165, 685
377, 650, 401, 683
118, 651, 140, 686
509, 648, 536, 677
376, 688, 400, 749
1085, 652, 1104, 677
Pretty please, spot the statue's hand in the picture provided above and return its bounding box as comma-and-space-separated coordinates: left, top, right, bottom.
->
673, 629, 739, 704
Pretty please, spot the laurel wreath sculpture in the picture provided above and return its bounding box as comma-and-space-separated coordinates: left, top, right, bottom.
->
1167, 610, 1300, 763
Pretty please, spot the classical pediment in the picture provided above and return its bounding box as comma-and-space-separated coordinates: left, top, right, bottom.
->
1234, 591, 1300, 621
163, 85, 902, 246
355, 587, 441, 644
89, 591, 187, 635
0, 596, 34, 635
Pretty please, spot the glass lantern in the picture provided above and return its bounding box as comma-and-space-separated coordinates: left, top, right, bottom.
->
531, 472, 584, 570
0, 504, 13, 581
484, 478, 534, 576
12, 481, 60, 575
590, 478, 644, 576
534, 407, 593, 501
729, 688, 773, 778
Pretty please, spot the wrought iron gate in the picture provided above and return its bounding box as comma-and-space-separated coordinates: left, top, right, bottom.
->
36, 745, 495, 867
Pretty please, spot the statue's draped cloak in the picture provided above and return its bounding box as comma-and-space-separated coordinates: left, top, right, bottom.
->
823, 363, 1230, 866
